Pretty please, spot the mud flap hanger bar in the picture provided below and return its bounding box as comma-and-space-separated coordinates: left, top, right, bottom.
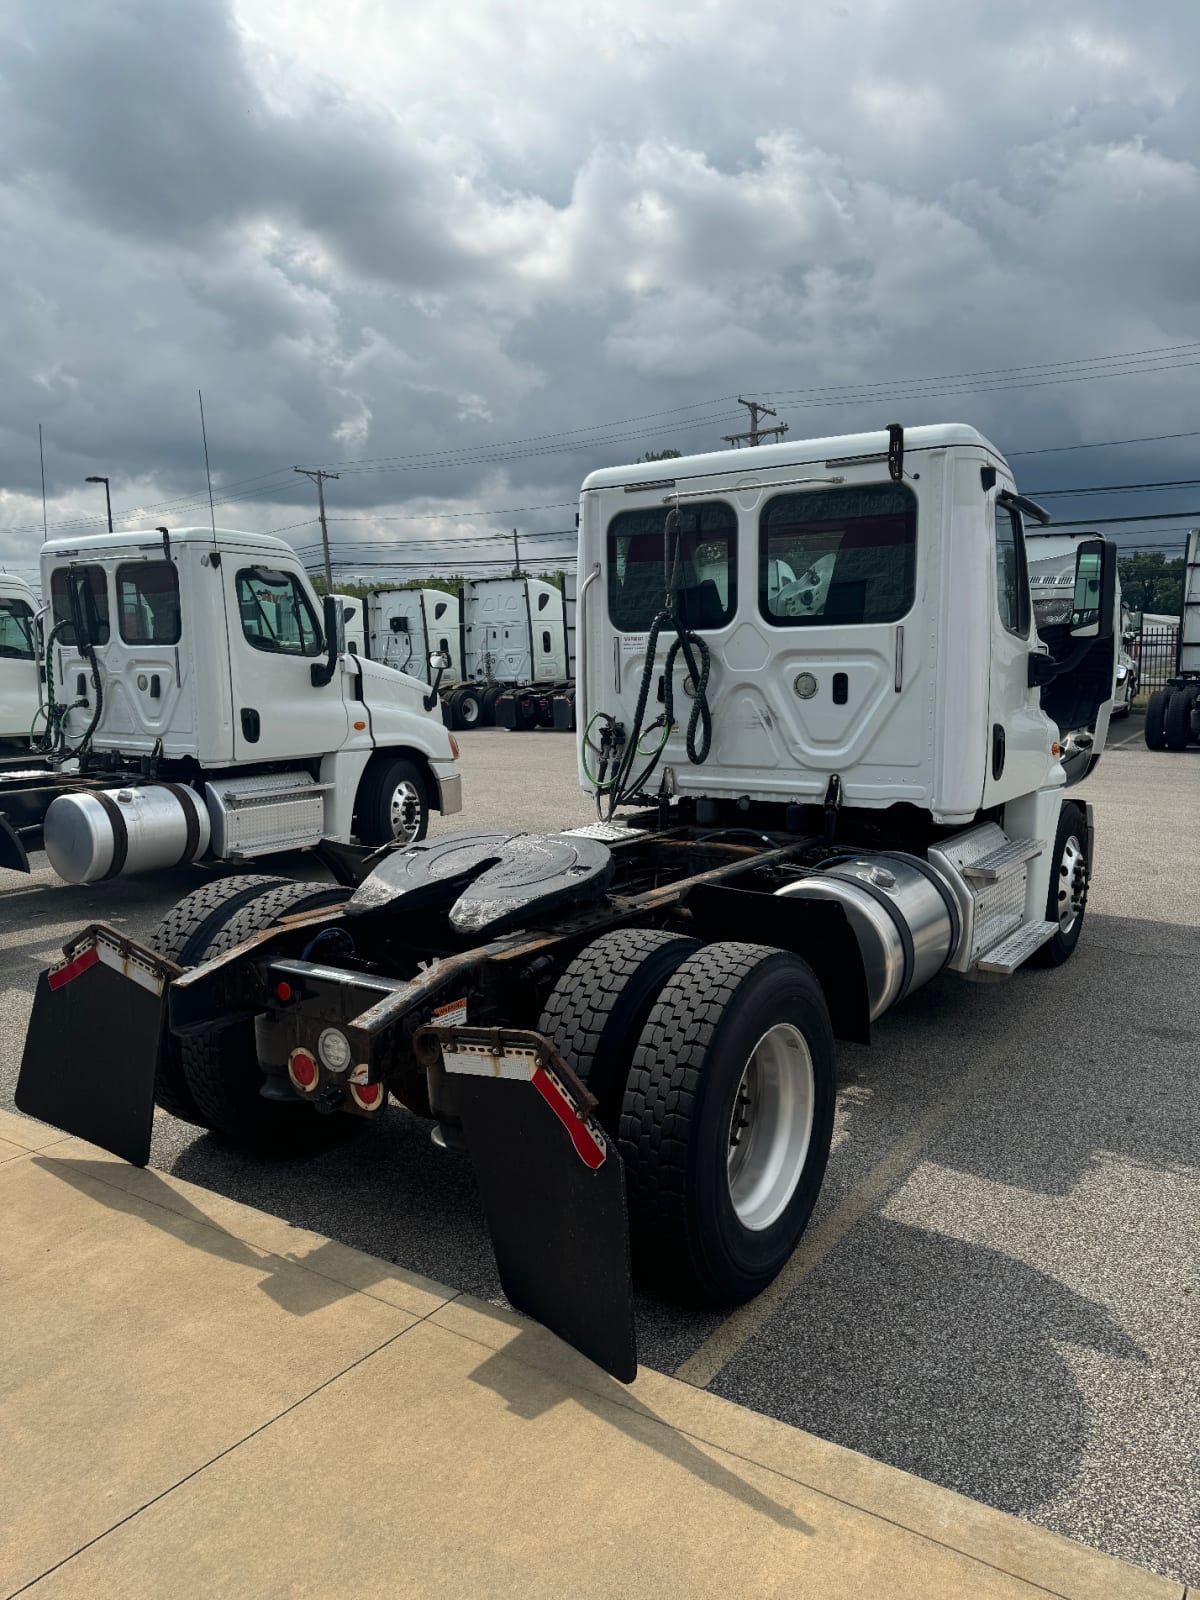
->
414, 1024, 637, 1383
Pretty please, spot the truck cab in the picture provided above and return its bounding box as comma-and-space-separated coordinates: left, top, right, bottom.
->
16, 528, 462, 878
0, 574, 40, 748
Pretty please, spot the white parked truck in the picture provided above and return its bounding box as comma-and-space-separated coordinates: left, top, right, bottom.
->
17, 423, 1118, 1384
1145, 527, 1200, 750
366, 576, 575, 731
0, 574, 40, 748
0, 527, 461, 880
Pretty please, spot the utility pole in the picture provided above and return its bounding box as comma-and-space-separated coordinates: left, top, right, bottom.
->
512, 527, 521, 577
294, 467, 340, 592
722, 396, 789, 449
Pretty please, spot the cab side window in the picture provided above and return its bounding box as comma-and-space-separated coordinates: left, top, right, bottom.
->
995, 504, 1031, 638
0, 598, 35, 660
237, 568, 323, 657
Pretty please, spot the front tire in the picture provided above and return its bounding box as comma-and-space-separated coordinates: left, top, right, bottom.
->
620, 942, 836, 1304
1033, 802, 1088, 967
355, 755, 429, 847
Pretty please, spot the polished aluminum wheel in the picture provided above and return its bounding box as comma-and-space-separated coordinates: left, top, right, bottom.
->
1056, 833, 1087, 934
726, 1022, 815, 1232
388, 779, 424, 845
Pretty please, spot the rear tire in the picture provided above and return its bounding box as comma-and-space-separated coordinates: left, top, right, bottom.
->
1033, 802, 1088, 968
620, 942, 836, 1304
355, 755, 429, 847
1145, 688, 1170, 750
180, 880, 353, 1149
538, 929, 700, 1134
1164, 685, 1197, 751
146, 873, 291, 1127
482, 686, 505, 725
451, 686, 484, 730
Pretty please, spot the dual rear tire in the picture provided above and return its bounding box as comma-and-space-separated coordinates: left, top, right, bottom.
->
148, 875, 352, 1148
539, 932, 837, 1304
1146, 684, 1199, 751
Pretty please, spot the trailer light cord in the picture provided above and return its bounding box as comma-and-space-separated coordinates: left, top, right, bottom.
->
30, 619, 103, 763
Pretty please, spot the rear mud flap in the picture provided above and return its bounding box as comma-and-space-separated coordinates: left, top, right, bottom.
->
15, 925, 180, 1167
416, 1026, 637, 1383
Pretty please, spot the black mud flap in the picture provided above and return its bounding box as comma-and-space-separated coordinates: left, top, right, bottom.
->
15, 924, 180, 1167
0, 813, 31, 873
415, 1025, 636, 1383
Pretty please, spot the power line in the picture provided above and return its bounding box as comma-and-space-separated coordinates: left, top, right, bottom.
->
1028, 478, 1200, 497
293, 467, 340, 590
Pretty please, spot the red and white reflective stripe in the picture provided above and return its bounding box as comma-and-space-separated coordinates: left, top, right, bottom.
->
531, 1065, 606, 1170
47, 944, 100, 990
439, 1041, 606, 1168
47, 936, 166, 997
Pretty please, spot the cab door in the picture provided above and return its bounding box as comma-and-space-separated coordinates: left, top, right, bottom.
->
982, 499, 1050, 805
226, 563, 349, 761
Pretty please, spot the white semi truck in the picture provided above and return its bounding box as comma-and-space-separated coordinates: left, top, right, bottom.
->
0, 574, 40, 750
366, 576, 574, 730
1145, 527, 1200, 750
0, 527, 461, 881
17, 423, 1118, 1384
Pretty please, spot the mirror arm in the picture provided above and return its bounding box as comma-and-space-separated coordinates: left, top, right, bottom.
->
311, 594, 340, 687
423, 662, 446, 712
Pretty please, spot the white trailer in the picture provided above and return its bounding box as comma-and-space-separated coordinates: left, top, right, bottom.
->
0, 528, 461, 880
18, 421, 1119, 1385
0, 574, 40, 748
1145, 528, 1200, 750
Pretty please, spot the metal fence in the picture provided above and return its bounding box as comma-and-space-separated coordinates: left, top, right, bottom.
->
1129, 625, 1179, 698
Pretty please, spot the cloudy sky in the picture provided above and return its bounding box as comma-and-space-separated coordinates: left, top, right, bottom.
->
2, 0, 1199, 586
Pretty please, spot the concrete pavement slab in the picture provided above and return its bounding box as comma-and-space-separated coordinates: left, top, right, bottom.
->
19, 1310, 1179, 1600
0, 1149, 417, 1597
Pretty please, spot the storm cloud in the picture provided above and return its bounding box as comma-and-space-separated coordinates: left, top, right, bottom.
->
2, 0, 1199, 582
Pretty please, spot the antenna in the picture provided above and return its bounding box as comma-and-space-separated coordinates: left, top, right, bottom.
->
38, 423, 47, 537
198, 389, 217, 542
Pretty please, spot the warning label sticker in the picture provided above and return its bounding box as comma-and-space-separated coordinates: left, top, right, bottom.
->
432, 998, 468, 1028
622, 632, 651, 656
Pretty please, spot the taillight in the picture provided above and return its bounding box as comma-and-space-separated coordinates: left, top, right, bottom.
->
288, 1048, 319, 1092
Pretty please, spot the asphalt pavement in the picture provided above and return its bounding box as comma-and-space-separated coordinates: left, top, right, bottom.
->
1, 719, 1197, 1589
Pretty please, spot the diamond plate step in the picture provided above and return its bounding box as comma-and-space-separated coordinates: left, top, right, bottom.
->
961, 838, 1041, 882
976, 919, 1058, 974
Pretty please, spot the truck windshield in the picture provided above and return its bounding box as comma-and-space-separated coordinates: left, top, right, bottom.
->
759, 483, 916, 627
607, 502, 736, 632
0, 597, 35, 660
50, 565, 111, 646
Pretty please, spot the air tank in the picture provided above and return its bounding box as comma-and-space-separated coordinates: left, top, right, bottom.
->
775, 854, 958, 1020
43, 783, 211, 884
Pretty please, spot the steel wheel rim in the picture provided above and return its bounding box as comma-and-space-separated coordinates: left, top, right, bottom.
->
460, 695, 480, 726
726, 1022, 815, 1232
1057, 833, 1086, 934
388, 779, 422, 845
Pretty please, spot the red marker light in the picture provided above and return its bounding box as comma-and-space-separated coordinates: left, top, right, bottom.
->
288, 1049, 318, 1092
275, 980, 292, 1003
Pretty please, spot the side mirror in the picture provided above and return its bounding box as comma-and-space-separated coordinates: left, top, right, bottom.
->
310, 594, 341, 687
429, 650, 451, 670
1069, 539, 1115, 641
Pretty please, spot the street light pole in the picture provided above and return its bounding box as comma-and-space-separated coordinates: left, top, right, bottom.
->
85, 475, 113, 532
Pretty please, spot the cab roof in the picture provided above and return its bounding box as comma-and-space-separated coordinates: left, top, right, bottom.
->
40, 527, 296, 561
580, 422, 1010, 494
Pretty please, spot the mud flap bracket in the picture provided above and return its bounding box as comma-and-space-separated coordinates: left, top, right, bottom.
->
415, 1025, 637, 1383
15, 924, 181, 1166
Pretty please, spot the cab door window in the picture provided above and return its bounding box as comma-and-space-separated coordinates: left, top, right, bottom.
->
50, 565, 110, 645
237, 568, 323, 656
995, 503, 1031, 638
0, 597, 35, 660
